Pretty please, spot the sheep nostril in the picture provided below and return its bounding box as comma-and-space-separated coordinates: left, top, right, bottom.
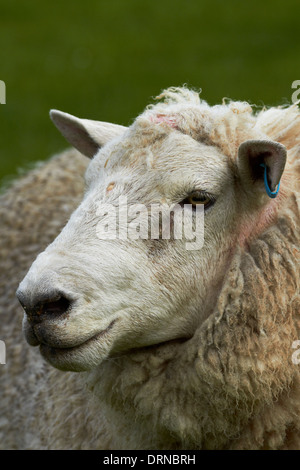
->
40, 296, 71, 316
16, 289, 72, 323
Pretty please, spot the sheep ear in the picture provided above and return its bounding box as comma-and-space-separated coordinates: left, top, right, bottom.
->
237, 139, 287, 196
50, 110, 127, 158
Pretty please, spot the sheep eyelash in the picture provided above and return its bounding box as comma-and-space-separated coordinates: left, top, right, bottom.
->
178, 190, 217, 210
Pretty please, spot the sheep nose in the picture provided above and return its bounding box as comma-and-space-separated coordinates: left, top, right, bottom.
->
16, 289, 72, 324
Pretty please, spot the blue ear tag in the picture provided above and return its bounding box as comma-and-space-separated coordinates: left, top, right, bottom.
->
260, 163, 280, 199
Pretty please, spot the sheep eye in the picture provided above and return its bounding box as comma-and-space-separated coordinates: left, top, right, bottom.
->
180, 191, 215, 210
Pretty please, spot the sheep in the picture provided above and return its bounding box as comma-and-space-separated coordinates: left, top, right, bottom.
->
0, 87, 299, 450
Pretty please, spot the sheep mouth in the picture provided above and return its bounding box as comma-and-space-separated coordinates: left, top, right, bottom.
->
42, 318, 117, 350
23, 317, 118, 369
35, 318, 118, 371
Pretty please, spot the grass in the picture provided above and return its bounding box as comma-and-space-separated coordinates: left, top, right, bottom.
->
0, 0, 299, 182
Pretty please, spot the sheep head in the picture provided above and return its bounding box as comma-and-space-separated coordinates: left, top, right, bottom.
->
17, 88, 289, 373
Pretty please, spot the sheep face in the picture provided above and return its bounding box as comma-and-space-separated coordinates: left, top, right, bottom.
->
17, 95, 286, 372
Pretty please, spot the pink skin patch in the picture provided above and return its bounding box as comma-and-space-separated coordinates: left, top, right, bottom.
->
237, 189, 286, 249
149, 114, 179, 129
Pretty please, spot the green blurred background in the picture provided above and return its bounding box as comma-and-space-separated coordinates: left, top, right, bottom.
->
0, 0, 299, 183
